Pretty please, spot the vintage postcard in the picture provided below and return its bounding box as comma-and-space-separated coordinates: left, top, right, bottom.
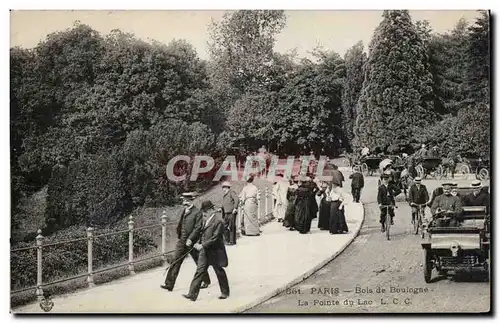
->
9, 9, 491, 314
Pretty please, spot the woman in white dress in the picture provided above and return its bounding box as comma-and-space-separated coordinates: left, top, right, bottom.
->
238, 174, 260, 236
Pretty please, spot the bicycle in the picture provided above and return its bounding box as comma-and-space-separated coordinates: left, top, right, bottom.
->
380, 205, 397, 241
411, 203, 427, 238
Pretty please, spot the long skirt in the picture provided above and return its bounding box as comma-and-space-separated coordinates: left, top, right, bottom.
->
274, 199, 288, 220
283, 200, 295, 228
241, 199, 260, 236
329, 201, 348, 234
318, 199, 331, 230
294, 200, 312, 234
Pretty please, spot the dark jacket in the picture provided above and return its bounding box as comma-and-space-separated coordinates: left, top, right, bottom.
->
463, 191, 490, 211
429, 187, 443, 206
221, 189, 239, 214
408, 184, 429, 205
176, 206, 203, 242
349, 172, 364, 188
200, 213, 228, 267
377, 183, 396, 206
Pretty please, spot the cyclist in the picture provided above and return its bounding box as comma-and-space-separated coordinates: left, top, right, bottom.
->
408, 177, 429, 224
378, 174, 397, 232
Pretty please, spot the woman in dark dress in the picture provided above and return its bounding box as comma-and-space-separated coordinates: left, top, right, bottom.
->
317, 182, 331, 230
283, 177, 298, 229
293, 177, 315, 234
328, 183, 348, 234
307, 175, 319, 220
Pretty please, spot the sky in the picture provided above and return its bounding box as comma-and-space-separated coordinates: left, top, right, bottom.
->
10, 10, 482, 59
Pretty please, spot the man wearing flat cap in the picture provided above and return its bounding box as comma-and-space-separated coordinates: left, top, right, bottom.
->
463, 180, 490, 213
161, 192, 210, 291
408, 177, 429, 224
221, 181, 239, 245
430, 183, 463, 227
183, 200, 229, 301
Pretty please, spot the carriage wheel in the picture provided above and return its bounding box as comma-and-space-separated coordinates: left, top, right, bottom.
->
433, 165, 444, 180
416, 165, 424, 179
459, 164, 470, 176
423, 249, 433, 283
361, 163, 369, 176
478, 168, 489, 181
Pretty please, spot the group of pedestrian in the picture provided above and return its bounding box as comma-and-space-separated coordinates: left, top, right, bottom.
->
274, 163, 360, 235
158, 159, 367, 302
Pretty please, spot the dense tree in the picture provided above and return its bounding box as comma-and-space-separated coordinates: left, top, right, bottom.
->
465, 10, 490, 106
341, 41, 366, 151
208, 10, 287, 93
353, 10, 436, 152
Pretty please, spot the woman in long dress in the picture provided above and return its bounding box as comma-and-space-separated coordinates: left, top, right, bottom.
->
283, 178, 298, 229
273, 174, 289, 223
317, 182, 331, 230
238, 174, 260, 236
293, 177, 315, 234
328, 184, 349, 234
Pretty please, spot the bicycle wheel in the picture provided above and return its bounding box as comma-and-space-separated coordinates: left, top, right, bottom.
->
385, 214, 391, 240
413, 209, 419, 235
478, 168, 489, 181
416, 165, 424, 179
434, 165, 444, 180
420, 210, 425, 239
361, 163, 369, 176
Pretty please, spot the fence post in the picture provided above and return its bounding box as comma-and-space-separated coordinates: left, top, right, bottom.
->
161, 211, 168, 265
86, 227, 95, 288
265, 187, 269, 217
35, 229, 44, 301
257, 189, 261, 221
128, 215, 136, 275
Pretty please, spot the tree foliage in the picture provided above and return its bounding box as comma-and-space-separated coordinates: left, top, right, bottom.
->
11, 10, 491, 243
354, 10, 437, 152
342, 41, 366, 150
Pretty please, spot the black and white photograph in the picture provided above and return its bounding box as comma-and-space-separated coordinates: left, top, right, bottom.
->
8, 6, 491, 315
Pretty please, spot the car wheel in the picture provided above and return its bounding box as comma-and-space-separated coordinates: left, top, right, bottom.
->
424, 249, 433, 283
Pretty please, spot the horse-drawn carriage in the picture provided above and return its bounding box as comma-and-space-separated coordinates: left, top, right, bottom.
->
458, 157, 490, 181
415, 157, 444, 180
421, 199, 490, 283
352, 156, 385, 176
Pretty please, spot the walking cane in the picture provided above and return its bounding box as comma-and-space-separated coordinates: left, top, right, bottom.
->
163, 246, 196, 276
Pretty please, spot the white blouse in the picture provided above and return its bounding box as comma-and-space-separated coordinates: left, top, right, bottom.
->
328, 186, 345, 202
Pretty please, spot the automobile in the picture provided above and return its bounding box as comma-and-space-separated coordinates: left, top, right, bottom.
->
421, 205, 490, 283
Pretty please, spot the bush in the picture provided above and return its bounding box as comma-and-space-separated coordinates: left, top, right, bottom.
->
44, 152, 131, 233
10, 225, 157, 291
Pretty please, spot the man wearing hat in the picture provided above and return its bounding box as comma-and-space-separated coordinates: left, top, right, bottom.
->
221, 181, 239, 245
463, 180, 490, 212
408, 177, 429, 224
183, 200, 229, 301
161, 192, 211, 291
430, 183, 463, 227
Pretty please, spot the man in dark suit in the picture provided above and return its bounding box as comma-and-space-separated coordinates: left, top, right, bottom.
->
349, 168, 364, 203
221, 181, 239, 245
161, 192, 210, 291
463, 180, 490, 212
183, 200, 229, 301
331, 164, 345, 188
408, 177, 429, 224
378, 174, 397, 231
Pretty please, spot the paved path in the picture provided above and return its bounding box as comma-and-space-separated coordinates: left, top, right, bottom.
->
249, 177, 491, 313
13, 180, 364, 313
